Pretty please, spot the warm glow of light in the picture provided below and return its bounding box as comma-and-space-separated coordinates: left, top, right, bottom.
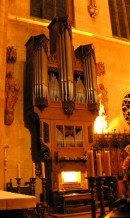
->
8, 15, 130, 46
94, 98, 108, 133
94, 115, 108, 133
72, 28, 94, 36
61, 171, 81, 183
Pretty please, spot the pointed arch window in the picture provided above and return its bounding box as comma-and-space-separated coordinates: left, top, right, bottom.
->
30, 0, 75, 25
108, 0, 130, 39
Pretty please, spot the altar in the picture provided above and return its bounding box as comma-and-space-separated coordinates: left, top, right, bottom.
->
0, 190, 36, 218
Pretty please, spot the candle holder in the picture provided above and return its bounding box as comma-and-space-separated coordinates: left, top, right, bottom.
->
30, 177, 36, 196
15, 178, 22, 193
87, 176, 97, 218
106, 176, 117, 211
8, 178, 13, 191
40, 177, 48, 217
97, 176, 106, 218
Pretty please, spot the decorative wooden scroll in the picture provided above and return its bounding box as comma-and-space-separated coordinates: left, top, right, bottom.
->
5, 47, 19, 125
6, 46, 17, 64
96, 62, 105, 76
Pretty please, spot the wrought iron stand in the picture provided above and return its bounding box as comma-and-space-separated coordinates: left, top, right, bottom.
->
40, 177, 48, 217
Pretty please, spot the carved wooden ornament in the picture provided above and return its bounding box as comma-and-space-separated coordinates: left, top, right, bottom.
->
6, 46, 17, 64
4, 72, 19, 125
96, 62, 106, 76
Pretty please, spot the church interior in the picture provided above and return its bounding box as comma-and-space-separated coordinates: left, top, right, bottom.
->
0, 0, 130, 217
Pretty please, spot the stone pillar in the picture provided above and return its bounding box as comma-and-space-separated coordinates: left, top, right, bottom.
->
0, 0, 9, 190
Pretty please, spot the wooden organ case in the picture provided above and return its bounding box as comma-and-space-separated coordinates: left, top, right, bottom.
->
24, 16, 98, 212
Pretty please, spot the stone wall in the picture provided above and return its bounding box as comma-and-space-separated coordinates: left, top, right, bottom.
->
0, 0, 130, 200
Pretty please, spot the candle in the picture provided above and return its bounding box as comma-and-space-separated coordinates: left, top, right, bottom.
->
41, 162, 45, 178
85, 171, 88, 178
85, 171, 88, 189
32, 162, 36, 178
88, 150, 95, 176
96, 152, 102, 176
104, 151, 111, 176
17, 163, 21, 178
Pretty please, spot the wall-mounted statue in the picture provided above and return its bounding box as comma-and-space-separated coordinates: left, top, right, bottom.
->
4, 71, 19, 125
6, 46, 17, 64
96, 62, 108, 114
96, 62, 105, 76
5, 46, 19, 125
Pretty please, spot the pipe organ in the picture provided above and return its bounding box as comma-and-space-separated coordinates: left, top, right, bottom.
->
24, 16, 99, 211
25, 16, 98, 114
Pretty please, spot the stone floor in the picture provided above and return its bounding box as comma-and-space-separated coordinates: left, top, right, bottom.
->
48, 207, 110, 218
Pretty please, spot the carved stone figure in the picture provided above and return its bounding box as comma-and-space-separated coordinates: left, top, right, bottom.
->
6, 46, 17, 64
4, 71, 19, 125
96, 62, 105, 76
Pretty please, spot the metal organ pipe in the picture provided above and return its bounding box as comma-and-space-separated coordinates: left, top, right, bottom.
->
87, 56, 92, 102
40, 46, 43, 98
83, 55, 92, 103
59, 34, 64, 101
37, 47, 40, 98
91, 53, 98, 104
35, 49, 39, 99
38, 47, 42, 98
65, 29, 73, 100
83, 49, 97, 105
89, 51, 97, 104
83, 57, 87, 102
33, 43, 48, 101
61, 31, 67, 101
88, 54, 94, 103
33, 51, 37, 99
64, 30, 69, 101
59, 23, 74, 102
41, 46, 48, 99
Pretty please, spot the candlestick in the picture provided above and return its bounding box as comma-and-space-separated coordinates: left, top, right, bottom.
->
96, 152, 102, 176
15, 178, 21, 193
87, 177, 97, 218
17, 163, 21, 178
30, 177, 36, 196
84, 171, 88, 189
41, 162, 45, 178
32, 162, 36, 178
104, 151, 111, 176
40, 177, 48, 217
97, 177, 106, 218
88, 150, 95, 176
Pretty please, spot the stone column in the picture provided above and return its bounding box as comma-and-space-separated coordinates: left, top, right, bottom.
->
0, 0, 9, 190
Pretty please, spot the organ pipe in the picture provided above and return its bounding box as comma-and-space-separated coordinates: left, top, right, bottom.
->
38, 47, 41, 98
91, 53, 98, 103
41, 46, 48, 98
84, 51, 97, 104
33, 36, 48, 102
74, 44, 98, 107
58, 18, 74, 102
